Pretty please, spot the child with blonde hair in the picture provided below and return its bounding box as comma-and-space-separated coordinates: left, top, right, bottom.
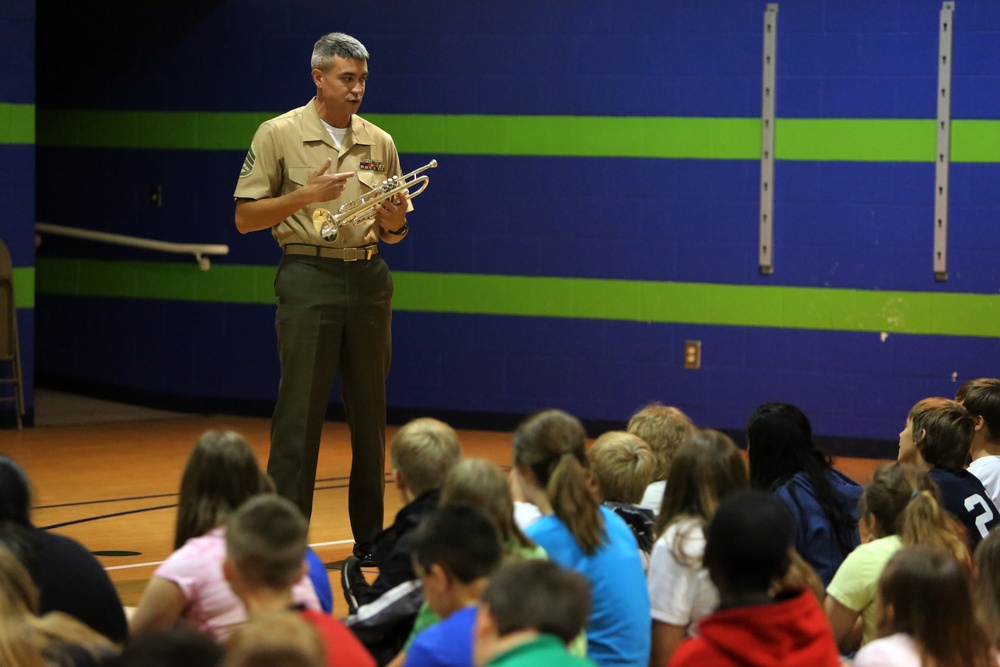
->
342, 417, 463, 664
626, 403, 693, 513
588, 431, 656, 564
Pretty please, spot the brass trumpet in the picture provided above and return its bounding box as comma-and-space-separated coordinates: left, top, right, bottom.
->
313, 159, 438, 241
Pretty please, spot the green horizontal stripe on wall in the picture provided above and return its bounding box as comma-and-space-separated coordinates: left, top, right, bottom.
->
36, 110, 275, 151
35, 258, 278, 305
775, 119, 935, 162
363, 114, 761, 159
34, 258, 1000, 338
12, 267, 35, 309
35, 109, 1000, 162
0, 103, 35, 145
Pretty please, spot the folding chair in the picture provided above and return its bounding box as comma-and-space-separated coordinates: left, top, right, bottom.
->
0, 239, 25, 430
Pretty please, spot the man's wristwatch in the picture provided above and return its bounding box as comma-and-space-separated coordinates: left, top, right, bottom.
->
386, 223, 409, 236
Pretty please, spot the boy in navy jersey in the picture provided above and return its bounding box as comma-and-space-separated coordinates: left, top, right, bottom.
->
898, 397, 999, 550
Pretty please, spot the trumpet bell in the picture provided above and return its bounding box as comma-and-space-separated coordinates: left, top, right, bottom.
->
313, 208, 338, 241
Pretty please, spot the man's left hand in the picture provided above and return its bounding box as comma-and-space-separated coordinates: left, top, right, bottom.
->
375, 191, 409, 233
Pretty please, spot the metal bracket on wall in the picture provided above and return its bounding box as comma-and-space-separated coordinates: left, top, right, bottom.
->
759, 3, 778, 276
934, 2, 955, 282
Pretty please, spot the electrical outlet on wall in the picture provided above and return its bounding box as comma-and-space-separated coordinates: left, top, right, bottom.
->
684, 340, 701, 370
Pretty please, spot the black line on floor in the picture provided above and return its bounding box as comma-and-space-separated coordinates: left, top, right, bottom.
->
30, 473, 389, 514
39, 504, 178, 530
33, 492, 178, 510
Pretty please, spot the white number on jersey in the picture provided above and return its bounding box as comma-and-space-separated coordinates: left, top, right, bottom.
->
965, 493, 995, 538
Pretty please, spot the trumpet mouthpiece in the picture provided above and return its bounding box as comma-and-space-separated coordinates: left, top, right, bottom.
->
429, 160, 438, 168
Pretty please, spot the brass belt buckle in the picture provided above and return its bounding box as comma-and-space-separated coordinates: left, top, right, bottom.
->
365, 247, 373, 260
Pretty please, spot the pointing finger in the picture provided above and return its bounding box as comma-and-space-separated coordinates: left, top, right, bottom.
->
313, 158, 333, 178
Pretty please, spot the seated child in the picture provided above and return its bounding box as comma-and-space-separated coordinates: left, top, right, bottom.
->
626, 403, 694, 514
746, 402, 862, 587
853, 546, 994, 667
223, 494, 375, 667
474, 559, 596, 667
513, 409, 650, 667
957, 378, 1000, 509
342, 417, 463, 664
825, 462, 969, 653
0, 455, 128, 643
0, 546, 119, 666
669, 490, 841, 667
897, 397, 999, 550
404, 504, 503, 667
587, 431, 656, 567
648, 428, 748, 666
396, 458, 548, 665
131, 430, 320, 641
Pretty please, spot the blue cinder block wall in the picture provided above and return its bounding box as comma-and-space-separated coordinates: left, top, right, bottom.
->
31, 1, 1000, 452
0, 0, 35, 427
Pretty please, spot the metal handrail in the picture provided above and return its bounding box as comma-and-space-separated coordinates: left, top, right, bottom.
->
35, 222, 229, 271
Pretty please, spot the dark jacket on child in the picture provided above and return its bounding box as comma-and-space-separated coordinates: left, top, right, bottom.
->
344, 490, 440, 666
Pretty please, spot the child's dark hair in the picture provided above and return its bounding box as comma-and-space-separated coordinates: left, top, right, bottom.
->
513, 410, 604, 555
956, 378, 1000, 443
0, 455, 39, 576
411, 504, 502, 584
0, 455, 32, 527
481, 559, 591, 644
746, 402, 856, 557
704, 490, 793, 594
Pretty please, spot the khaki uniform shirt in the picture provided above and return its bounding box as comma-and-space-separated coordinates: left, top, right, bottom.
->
234, 97, 406, 248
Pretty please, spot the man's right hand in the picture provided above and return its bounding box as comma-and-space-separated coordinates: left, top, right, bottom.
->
307, 158, 354, 203
235, 158, 355, 235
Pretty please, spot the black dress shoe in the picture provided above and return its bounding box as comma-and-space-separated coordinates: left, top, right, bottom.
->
352, 543, 375, 566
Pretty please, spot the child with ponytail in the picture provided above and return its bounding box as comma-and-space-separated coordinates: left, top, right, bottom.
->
512, 409, 650, 667
825, 462, 970, 654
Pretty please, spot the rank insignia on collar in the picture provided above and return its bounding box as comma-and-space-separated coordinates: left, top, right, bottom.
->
359, 159, 385, 172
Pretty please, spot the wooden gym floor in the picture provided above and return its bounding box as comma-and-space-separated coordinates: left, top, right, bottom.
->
1, 391, 889, 617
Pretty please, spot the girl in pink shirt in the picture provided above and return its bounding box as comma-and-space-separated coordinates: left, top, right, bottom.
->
130, 430, 320, 641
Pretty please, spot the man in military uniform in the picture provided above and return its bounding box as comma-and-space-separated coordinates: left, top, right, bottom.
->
234, 32, 410, 562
